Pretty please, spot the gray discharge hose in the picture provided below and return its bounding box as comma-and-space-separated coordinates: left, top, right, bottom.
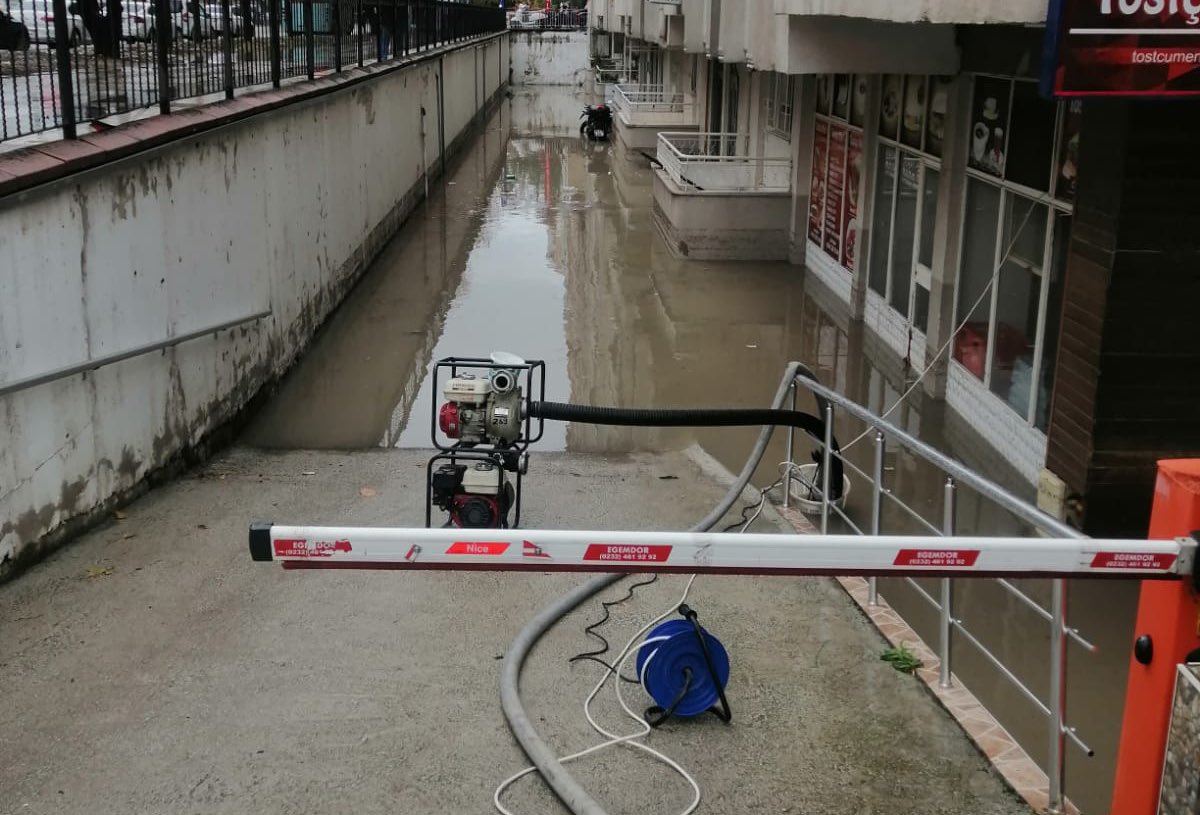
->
499, 362, 823, 815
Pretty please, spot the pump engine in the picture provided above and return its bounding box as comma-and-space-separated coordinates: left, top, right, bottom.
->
426, 354, 544, 530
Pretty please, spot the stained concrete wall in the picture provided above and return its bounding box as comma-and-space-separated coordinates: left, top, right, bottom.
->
0, 35, 508, 574
510, 30, 590, 86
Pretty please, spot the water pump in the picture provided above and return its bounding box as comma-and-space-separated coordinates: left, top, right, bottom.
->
424, 352, 843, 530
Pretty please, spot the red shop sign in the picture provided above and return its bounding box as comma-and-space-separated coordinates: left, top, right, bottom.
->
1049, 0, 1200, 96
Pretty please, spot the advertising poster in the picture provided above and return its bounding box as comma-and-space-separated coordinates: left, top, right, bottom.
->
967, 76, 1010, 177
808, 119, 829, 244
1051, 0, 1200, 95
842, 130, 863, 272
1056, 99, 1083, 201
824, 124, 847, 260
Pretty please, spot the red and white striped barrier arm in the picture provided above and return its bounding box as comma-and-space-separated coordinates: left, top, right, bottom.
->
248, 523, 1196, 580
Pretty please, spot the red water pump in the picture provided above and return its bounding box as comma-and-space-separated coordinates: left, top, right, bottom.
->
426, 353, 544, 529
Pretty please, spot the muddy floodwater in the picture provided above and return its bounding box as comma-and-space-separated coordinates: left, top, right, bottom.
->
243, 88, 1135, 814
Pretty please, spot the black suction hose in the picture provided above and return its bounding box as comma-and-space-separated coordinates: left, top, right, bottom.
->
528, 402, 844, 501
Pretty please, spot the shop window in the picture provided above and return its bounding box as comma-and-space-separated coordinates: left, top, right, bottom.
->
919, 168, 939, 270
867, 75, 942, 334
890, 155, 921, 318
954, 75, 1077, 430
955, 179, 1002, 379
809, 75, 864, 273
868, 148, 896, 297
1006, 83, 1056, 193
989, 196, 1048, 412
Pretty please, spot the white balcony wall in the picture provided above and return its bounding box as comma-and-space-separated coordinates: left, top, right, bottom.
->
772, 0, 1048, 24
717, 0, 747, 63
744, 0, 787, 71
681, 0, 707, 53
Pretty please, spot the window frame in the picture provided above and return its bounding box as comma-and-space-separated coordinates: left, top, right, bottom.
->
952, 74, 1075, 429
764, 72, 796, 141
868, 75, 944, 336
810, 74, 864, 272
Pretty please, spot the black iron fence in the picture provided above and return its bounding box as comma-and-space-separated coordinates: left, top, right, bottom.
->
0, 0, 504, 144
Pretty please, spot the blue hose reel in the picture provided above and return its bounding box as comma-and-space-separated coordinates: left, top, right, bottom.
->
636, 605, 732, 726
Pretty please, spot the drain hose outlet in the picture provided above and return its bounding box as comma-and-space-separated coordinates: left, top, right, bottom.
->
499, 363, 829, 815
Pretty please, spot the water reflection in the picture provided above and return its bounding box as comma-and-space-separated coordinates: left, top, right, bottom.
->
242, 87, 1131, 814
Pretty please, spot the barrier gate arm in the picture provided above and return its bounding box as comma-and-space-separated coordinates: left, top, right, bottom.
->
248, 523, 1197, 580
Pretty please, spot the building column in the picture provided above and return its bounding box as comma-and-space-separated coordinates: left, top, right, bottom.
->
788, 74, 817, 267
1044, 98, 1200, 536
921, 74, 972, 400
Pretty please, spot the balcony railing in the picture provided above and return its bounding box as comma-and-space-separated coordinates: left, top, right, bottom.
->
656, 131, 791, 194
609, 83, 692, 127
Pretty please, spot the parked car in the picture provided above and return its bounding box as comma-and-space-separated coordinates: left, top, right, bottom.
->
11, 0, 88, 48
204, 3, 243, 35
121, 0, 155, 40
0, 10, 31, 50
177, 4, 216, 38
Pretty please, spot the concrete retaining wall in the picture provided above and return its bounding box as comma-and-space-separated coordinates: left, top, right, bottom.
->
0, 35, 508, 575
510, 29, 590, 86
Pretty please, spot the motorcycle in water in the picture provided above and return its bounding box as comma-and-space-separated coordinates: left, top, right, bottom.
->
580, 104, 613, 141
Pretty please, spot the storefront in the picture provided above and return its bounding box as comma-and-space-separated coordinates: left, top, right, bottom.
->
800, 67, 1079, 482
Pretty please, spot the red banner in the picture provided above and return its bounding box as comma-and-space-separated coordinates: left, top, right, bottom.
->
808, 119, 828, 244
841, 130, 862, 272
1053, 0, 1200, 95
823, 124, 847, 260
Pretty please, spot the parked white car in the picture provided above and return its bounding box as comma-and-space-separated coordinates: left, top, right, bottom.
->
121, 0, 154, 40
10, 0, 88, 48
176, 4, 216, 39
204, 3, 242, 35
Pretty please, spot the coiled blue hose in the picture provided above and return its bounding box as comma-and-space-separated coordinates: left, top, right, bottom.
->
636, 618, 730, 718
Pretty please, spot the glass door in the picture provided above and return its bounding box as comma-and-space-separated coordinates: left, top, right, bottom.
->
909, 165, 940, 334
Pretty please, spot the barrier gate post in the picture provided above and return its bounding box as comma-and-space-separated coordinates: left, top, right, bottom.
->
1110, 459, 1200, 815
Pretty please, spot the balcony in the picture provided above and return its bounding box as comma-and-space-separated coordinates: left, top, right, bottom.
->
610, 84, 693, 127
652, 133, 793, 261
655, 132, 791, 193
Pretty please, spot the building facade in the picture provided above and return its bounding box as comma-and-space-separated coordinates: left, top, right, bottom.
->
591, 0, 1200, 539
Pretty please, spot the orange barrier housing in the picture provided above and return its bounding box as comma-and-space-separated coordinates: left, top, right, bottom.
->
1110, 460, 1200, 815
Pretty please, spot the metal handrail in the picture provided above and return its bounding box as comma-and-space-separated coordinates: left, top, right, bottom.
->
0, 309, 271, 398
785, 373, 1086, 814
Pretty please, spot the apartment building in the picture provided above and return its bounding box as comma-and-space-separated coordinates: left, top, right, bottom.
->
589, 0, 1200, 538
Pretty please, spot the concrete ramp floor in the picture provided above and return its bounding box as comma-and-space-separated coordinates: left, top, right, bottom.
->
0, 447, 1029, 815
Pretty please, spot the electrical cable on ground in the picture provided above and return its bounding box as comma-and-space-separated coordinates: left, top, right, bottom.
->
496, 362, 826, 815
569, 573, 661, 683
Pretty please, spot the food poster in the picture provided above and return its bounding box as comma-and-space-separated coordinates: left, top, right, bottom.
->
879, 75, 902, 141
824, 124, 848, 260
842, 130, 863, 272
809, 118, 829, 243
1056, 99, 1082, 202
925, 76, 953, 158
850, 75, 868, 127
816, 74, 833, 116
833, 74, 851, 121
968, 76, 1010, 177
901, 76, 926, 149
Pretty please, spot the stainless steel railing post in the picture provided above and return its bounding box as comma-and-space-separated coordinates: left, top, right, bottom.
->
820, 402, 834, 535
869, 430, 885, 606
939, 477, 956, 689
783, 382, 796, 509
1047, 578, 1068, 814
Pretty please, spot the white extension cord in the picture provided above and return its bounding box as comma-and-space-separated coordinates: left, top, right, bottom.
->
493, 574, 702, 815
